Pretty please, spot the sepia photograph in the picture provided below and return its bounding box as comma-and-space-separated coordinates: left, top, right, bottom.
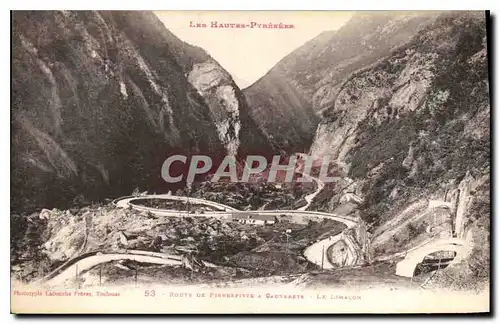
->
10, 9, 491, 314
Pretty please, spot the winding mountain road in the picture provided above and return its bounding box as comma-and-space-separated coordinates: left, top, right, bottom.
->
40, 169, 465, 286
297, 172, 325, 211
42, 249, 218, 287
395, 238, 471, 277
116, 194, 359, 271
42, 172, 360, 286
112, 194, 239, 211
45, 252, 181, 286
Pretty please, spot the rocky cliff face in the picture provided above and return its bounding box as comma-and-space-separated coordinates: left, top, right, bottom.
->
309, 12, 490, 238
244, 12, 438, 152
11, 10, 271, 213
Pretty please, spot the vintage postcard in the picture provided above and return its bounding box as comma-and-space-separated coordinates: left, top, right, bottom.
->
11, 10, 490, 314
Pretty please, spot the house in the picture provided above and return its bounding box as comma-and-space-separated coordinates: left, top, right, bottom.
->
230, 213, 277, 225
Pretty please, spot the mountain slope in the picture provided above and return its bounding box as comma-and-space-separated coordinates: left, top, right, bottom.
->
308, 12, 490, 281
244, 12, 438, 152
11, 10, 271, 213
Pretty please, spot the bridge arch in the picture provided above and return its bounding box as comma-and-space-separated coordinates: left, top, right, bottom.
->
395, 239, 471, 277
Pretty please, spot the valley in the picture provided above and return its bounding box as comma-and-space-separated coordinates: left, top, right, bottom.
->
11, 10, 490, 295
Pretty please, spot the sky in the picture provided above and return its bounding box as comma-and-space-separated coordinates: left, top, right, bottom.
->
155, 11, 353, 88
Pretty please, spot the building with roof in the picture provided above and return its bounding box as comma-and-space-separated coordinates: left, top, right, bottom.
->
230, 212, 277, 225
